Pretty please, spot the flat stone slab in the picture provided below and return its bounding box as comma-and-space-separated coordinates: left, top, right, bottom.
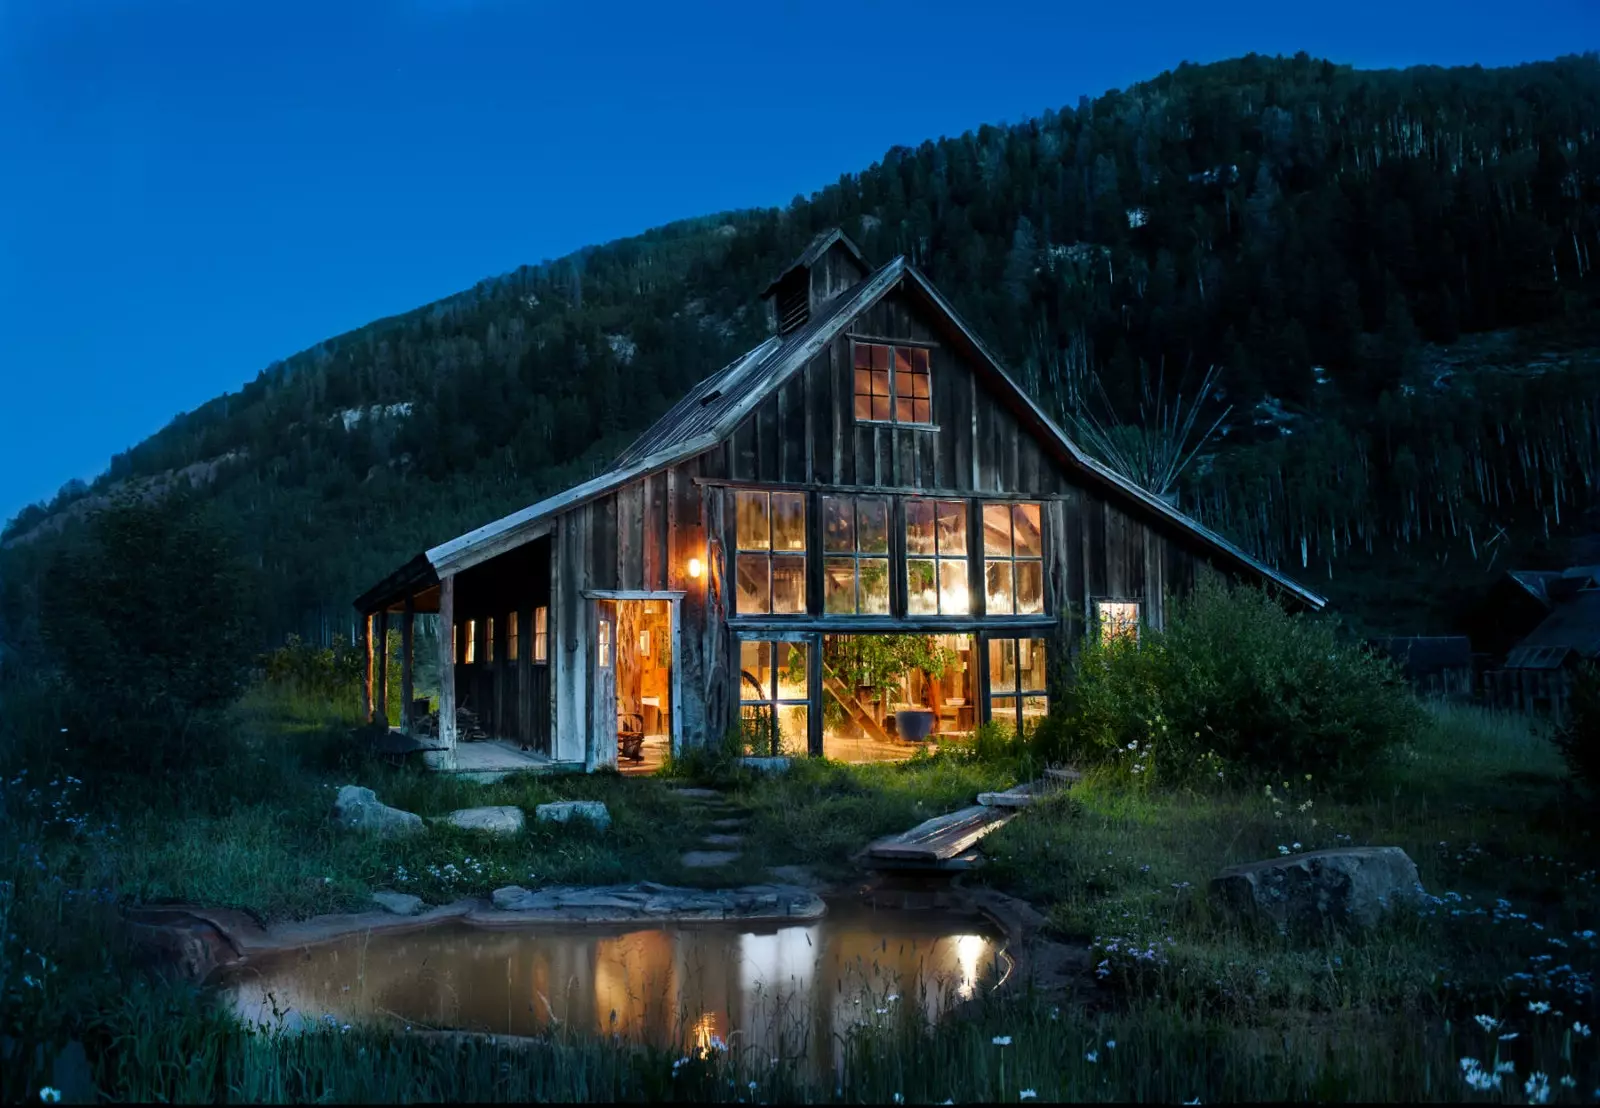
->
680, 850, 741, 868
371, 891, 424, 916
766, 865, 825, 889
701, 833, 745, 847
667, 787, 723, 800
485, 882, 822, 923
447, 806, 525, 836
710, 818, 748, 829
535, 801, 611, 830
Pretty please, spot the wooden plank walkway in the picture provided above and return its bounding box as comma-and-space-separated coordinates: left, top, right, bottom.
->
867, 805, 1015, 863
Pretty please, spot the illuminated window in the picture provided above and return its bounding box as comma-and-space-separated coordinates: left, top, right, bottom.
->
734, 490, 806, 615
533, 606, 549, 663
853, 342, 932, 425
464, 619, 477, 664
905, 499, 969, 615
738, 639, 809, 756
822, 494, 890, 615
982, 502, 1044, 615
1096, 600, 1141, 644
486, 617, 496, 663
598, 619, 611, 668
988, 637, 1048, 734
507, 611, 519, 661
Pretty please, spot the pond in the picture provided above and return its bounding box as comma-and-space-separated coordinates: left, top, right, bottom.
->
219, 898, 1005, 1068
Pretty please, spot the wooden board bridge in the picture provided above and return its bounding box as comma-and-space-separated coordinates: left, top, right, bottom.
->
862, 772, 1078, 870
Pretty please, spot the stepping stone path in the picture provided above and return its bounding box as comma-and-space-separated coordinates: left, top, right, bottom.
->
667, 784, 754, 871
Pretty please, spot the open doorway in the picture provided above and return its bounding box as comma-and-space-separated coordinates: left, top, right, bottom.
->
611, 599, 673, 774
820, 633, 976, 762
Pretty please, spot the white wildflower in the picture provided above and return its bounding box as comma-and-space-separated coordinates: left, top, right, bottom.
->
39, 1090, 62, 1105
993, 1035, 1012, 1046
1020, 1092, 1038, 1101
1474, 1015, 1501, 1033
1085, 1050, 1098, 1063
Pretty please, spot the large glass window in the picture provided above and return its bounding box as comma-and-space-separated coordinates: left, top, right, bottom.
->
905, 499, 970, 615
988, 637, 1048, 734
983, 502, 1045, 615
853, 342, 932, 425
734, 490, 807, 615
823, 495, 891, 615
738, 640, 810, 755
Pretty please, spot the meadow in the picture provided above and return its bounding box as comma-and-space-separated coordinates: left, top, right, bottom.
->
4, 666, 1598, 1102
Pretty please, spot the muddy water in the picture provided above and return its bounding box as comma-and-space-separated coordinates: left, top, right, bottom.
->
219, 898, 1003, 1066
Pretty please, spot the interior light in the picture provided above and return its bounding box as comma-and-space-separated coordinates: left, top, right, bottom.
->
688, 557, 703, 579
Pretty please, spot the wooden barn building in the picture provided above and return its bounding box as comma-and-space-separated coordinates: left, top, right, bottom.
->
354, 231, 1325, 772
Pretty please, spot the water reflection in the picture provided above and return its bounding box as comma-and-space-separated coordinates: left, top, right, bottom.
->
221, 899, 1000, 1070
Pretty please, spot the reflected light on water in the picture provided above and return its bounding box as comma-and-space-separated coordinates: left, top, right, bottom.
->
954, 934, 987, 1000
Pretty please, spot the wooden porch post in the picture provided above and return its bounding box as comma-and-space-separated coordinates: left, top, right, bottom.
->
401, 594, 416, 733
435, 575, 458, 768
361, 612, 374, 723
374, 609, 390, 727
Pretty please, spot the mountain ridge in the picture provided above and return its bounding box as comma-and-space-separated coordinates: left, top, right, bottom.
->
5, 50, 1600, 647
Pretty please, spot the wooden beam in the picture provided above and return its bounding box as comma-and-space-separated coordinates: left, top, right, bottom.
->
374, 609, 389, 726
401, 594, 416, 733
361, 612, 374, 723
437, 575, 457, 765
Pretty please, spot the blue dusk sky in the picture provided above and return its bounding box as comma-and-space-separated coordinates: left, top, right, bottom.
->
1, 0, 1595, 525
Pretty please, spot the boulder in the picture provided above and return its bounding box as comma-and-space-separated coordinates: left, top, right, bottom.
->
535, 800, 611, 830
331, 785, 424, 839
1209, 847, 1425, 933
371, 890, 424, 916
123, 908, 243, 984
447, 805, 525, 836
739, 756, 792, 774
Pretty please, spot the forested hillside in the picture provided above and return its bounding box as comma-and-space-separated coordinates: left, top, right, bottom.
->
6, 51, 1600, 650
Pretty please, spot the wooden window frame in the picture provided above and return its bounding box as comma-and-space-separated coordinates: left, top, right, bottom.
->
903, 497, 971, 618
736, 636, 811, 756
1095, 598, 1142, 644
463, 618, 477, 664
533, 606, 549, 664
850, 339, 935, 428
986, 635, 1049, 734
821, 493, 892, 617
981, 500, 1047, 616
732, 489, 808, 617
507, 611, 519, 662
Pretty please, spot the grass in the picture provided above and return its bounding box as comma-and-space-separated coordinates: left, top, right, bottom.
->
5, 679, 1600, 1102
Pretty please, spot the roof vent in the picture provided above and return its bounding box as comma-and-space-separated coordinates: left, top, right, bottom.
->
759, 228, 872, 336
699, 388, 723, 406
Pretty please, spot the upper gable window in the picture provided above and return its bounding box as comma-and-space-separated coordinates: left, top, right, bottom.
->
853, 342, 932, 425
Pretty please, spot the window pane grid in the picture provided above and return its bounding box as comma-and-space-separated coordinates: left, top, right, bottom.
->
734, 490, 807, 615
823, 495, 890, 615
988, 636, 1048, 734
739, 640, 810, 756
983, 501, 1044, 615
906, 499, 969, 615
853, 342, 932, 426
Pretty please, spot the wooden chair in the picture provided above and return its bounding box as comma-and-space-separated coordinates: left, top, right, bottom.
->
617, 711, 646, 762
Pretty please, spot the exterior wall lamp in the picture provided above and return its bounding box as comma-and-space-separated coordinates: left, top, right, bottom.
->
687, 557, 703, 579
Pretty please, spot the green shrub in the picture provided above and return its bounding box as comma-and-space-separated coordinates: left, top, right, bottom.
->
38, 494, 257, 777
1038, 580, 1424, 786
1550, 662, 1600, 794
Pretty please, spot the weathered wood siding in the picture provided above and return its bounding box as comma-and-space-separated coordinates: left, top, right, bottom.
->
547, 278, 1258, 751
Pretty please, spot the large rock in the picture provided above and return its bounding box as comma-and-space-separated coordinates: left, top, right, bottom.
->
371, 890, 424, 916
1209, 847, 1424, 933
535, 800, 611, 830
447, 805, 525, 836
331, 785, 424, 839
123, 908, 244, 984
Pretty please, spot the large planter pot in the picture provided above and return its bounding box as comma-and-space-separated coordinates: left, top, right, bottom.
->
895, 709, 937, 743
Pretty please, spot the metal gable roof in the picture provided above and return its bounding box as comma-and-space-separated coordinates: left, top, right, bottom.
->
362, 247, 1325, 611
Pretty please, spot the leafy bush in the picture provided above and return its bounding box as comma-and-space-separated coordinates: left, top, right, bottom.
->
38, 494, 257, 775
1037, 580, 1424, 786
1550, 662, 1600, 794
